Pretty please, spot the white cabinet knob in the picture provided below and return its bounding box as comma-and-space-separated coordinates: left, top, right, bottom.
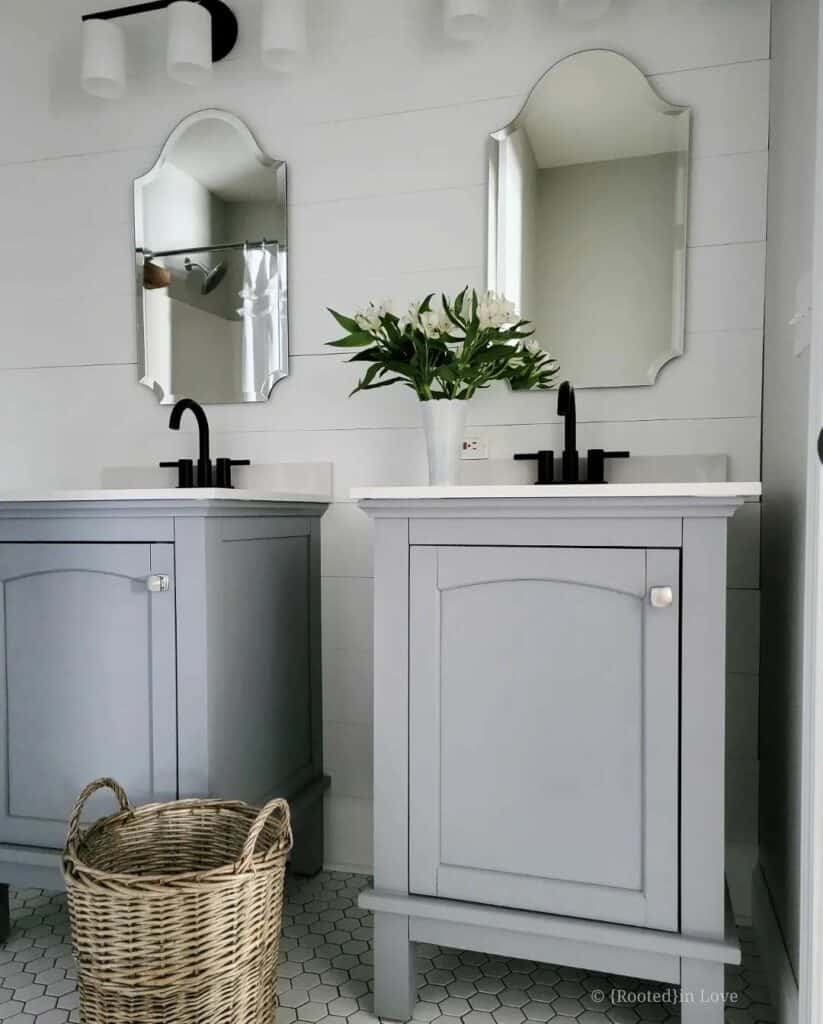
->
649, 586, 673, 608
146, 574, 170, 593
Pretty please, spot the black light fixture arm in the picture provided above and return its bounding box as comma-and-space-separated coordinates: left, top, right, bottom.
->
82, 0, 238, 63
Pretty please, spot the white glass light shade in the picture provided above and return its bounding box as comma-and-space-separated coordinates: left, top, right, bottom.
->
443, 0, 490, 41
261, 0, 308, 73
81, 18, 126, 99
167, 1, 213, 85
556, 0, 613, 22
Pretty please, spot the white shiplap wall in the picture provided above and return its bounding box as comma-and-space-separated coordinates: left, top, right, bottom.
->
0, 0, 768, 881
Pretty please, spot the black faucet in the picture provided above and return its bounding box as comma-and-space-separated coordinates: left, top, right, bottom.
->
514, 380, 631, 484
168, 398, 212, 486
161, 398, 251, 488
557, 380, 578, 483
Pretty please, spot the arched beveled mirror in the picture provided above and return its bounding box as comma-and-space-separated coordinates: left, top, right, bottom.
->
134, 109, 288, 404
488, 50, 690, 389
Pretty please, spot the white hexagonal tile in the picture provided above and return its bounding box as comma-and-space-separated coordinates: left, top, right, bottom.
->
34, 1011, 69, 1024
556, 982, 586, 1000
551, 998, 584, 1017
320, 970, 349, 987
523, 1000, 556, 1021
493, 1006, 526, 1024
338, 979, 368, 999
448, 981, 478, 999
498, 990, 530, 1009
578, 1013, 610, 1024
438, 996, 471, 1017
464, 1012, 497, 1024
326, 996, 359, 1016
296, 1001, 328, 1022
605, 1007, 639, 1024
412, 1001, 441, 1021
280, 989, 311, 1009
470, 994, 501, 1013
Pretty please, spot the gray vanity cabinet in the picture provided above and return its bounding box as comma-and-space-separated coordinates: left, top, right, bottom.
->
357, 490, 755, 1024
408, 545, 679, 931
0, 497, 328, 900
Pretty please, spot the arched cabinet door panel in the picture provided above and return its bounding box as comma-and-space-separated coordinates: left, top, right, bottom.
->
0, 543, 177, 848
409, 545, 679, 932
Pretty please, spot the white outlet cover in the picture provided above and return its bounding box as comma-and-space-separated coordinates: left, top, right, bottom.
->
461, 437, 489, 460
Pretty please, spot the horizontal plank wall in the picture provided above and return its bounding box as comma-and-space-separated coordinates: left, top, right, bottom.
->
0, 0, 768, 876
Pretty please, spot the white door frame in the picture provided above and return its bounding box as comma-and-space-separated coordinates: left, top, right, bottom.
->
798, 2, 823, 1019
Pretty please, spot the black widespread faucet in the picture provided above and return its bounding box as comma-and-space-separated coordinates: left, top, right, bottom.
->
514, 379, 631, 484
168, 398, 212, 487
557, 380, 579, 483
161, 398, 251, 488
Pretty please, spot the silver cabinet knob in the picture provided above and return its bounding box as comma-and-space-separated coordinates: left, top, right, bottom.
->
146, 574, 170, 593
649, 586, 673, 608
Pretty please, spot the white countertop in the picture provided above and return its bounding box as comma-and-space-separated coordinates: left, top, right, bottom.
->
0, 489, 330, 503
352, 482, 762, 500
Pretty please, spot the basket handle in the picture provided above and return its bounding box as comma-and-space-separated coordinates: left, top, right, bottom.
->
66, 777, 132, 847
237, 797, 292, 871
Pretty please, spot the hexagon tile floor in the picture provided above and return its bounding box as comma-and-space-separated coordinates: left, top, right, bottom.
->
0, 872, 776, 1024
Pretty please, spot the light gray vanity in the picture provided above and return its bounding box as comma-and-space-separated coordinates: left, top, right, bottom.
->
0, 491, 328, 929
356, 483, 760, 1024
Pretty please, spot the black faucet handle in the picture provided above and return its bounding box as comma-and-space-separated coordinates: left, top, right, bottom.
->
586, 449, 630, 484
160, 459, 194, 488
215, 458, 251, 489
514, 450, 554, 484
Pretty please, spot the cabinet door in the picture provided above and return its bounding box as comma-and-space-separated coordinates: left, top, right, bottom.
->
0, 543, 177, 848
409, 545, 679, 931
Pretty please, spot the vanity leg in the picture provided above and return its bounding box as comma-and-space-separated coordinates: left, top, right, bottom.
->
680, 958, 727, 1023
289, 799, 324, 877
0, 885, 9, 943
373, 911, 416, 1022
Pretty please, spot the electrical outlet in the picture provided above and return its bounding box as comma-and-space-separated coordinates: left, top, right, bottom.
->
461, 436, 489, 460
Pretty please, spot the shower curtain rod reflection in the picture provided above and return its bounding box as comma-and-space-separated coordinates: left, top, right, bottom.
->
140, 240, 282, 258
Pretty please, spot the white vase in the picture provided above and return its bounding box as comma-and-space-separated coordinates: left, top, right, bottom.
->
421, 399, 468, 486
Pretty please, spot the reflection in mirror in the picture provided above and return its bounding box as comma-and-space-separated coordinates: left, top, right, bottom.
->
135, 110, 288, 404
488, 50, 690, 389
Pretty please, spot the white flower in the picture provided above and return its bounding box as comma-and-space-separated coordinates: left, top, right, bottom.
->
419, 309, 448, 338
477, 290, 517, 330
523, 338, 544, 356
354, 300, 391, 332
403, 301, 454, 339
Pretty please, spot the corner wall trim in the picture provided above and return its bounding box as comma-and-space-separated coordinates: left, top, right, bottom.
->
753, 863, 799, 1023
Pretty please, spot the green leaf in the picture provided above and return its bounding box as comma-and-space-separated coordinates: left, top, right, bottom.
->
351, 376, 409, 395
326, 332, 374, 348
328, 308, 362, 333
349, 346, 385, 362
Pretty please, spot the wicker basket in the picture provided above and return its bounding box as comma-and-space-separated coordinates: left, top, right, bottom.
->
62, 777, 292, 1024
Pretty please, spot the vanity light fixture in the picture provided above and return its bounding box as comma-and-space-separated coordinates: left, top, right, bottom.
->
167, 0, 213, 84
443, 0, 491, 41
556, 0, 613, 21
261, 0, 308, 73
81, 17, 126, 98
81, 0, 238, 98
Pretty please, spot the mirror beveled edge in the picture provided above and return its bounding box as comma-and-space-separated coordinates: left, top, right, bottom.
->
487, 49, 692, 390
134, 108, 289, 405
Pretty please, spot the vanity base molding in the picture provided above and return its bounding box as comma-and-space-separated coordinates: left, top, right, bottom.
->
362, 889, 741, 1019
355, 488, 760, 1024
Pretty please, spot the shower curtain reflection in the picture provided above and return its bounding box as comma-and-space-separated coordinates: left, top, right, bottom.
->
237, 242, 283, 401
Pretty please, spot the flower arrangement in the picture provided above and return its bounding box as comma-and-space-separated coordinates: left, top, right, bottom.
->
326, 288, 558, 400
